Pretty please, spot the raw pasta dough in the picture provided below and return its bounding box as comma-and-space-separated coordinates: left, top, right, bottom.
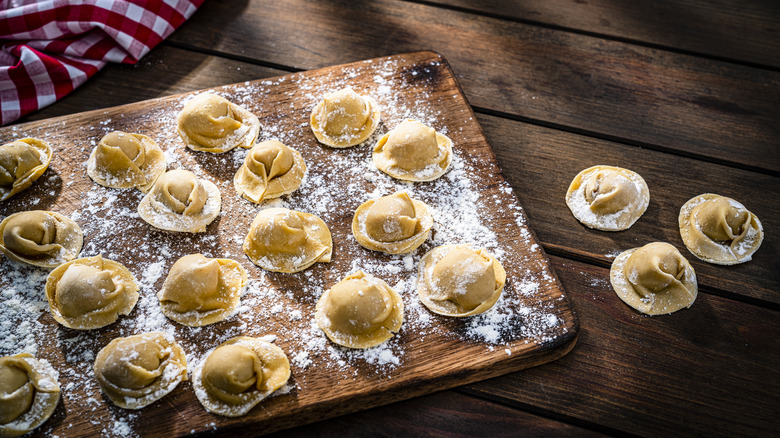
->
137, 169, 221, 233
679, 193, 763, 265
373, 119, 453, 182
87, 131, 166, 192
192, 336, 290, 417
310, 87, 380, 148
0, 353, 60, 438
93, 332, 187, 409
233, 140, 306, 203
177, 93, 260, 153
565, 165, 649, 231
45, 255, 139, 330
610, 242, 697, 315
157, 254, 247, 327
352, 192, 433, 254
315, 271, 403, 349
0, 138, 52, 202
0, 210, 83, 268
243, 207, 332, 273
417, 244, 506, 317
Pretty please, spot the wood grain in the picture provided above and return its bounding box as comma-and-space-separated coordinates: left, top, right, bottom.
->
423, 0, 780, 69
0, 52, 576, 437
263, 390, 606, 438
166, 0, 780, 173
476, 114, 780, 306
19, 46, 286, 123
1, 2, 774, 437
17, 44, 777, 310
464, 256, 780, 438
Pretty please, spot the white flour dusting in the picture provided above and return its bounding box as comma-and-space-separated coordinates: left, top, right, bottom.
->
0, 56, 571, 437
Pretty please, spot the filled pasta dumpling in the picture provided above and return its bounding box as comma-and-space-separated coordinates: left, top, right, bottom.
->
137, 169, 221, 233
45, 256, 139, 330
233, 140, 306, 203
610, 242, 697, 315
0, 138, 52, 202
93, 332, 187, 409
417, 244, 506, 317
0, 353, 60, 438
157, 254, 247, 327
243, 208, 331, 273
310, 87, 380, 148
679, 194, 763, 265
87, 131, 166, 192
565, 165, 649, 231
193, 336, 290, 417
352, 192, 433, 254
315, 271, 403, 349
177, 93, 260, 153
0, 210, 83, 268
373, 119, 453, 182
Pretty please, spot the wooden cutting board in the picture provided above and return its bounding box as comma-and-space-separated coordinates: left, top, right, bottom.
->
0, 51, 578, 437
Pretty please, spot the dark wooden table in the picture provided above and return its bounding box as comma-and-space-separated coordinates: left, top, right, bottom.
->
12, 1, 780, 436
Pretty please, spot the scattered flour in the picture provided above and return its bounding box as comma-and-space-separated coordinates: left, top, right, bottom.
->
0, 56, 572, 437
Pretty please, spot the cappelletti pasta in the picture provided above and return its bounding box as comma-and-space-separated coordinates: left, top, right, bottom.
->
315, 271, 403, 349
137, 169, 221, 233
45, 256, 139, 330
177, 93, 260, 153
87, 131, 166, 192
679, 193, 763, 265
610, 242, 698, 315
417, 244, 506, 317
565, 165, 649, 231
352, 192, 433, 254
373, 119, 453, 182
243, 207, 332, 273
0, 210, 83, 268
157, 254, 247, 327
93, 332, 187, 410
310, 87, 380, 148
0, 353, 60, 438
0, 138, 52, 202
233, 140, 305, 203
192, 336, 290, 417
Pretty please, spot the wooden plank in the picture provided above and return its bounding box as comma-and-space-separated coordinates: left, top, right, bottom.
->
19, 46, 286, 123
422, 0, 780, 69
263, 390, 607, 438
477, 113, 780, 306
19, 47, 777, 305
0, 52, 577, 437
464, 256, 780, 438
166, 0, 780, 173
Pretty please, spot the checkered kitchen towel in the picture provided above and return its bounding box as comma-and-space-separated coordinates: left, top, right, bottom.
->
0, 0, 205, 126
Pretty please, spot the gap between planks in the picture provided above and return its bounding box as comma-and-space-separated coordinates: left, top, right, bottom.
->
405, 0, 780, 72
454, 386, 637, 438
471, 105, 780, 178
166, 0, 780, 174
457, 256, 780, 437
14, 45, 777, 306
157, 42, 780, 178
541, 243, 780, 312
162, 40, 304, 74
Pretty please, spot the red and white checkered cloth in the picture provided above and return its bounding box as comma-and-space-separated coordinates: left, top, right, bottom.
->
0, 0, 205, 126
